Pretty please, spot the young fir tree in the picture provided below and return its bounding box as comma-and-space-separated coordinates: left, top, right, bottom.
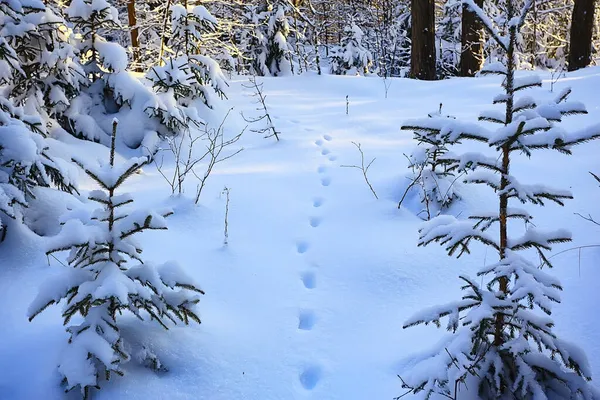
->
329, 17, 372, 75
399, 1, 600, 398
400, 104, 460, 220
151, 2, 226, 108
28, 120, 203, 399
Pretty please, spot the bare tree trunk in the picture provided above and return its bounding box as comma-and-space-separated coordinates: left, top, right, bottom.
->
568, 0, 596, 71
459, 0, 484, 76
127, 0, 141, 72
410, 0, 436, 80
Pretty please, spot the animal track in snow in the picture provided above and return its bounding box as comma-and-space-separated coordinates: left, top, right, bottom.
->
317, 166, 327, 174
315, 139, 324, 146
309, 217, 321, 228
296, 241, 309, 254
323, 134, 332, 141
321, 148, 331, 156
321, 177, 331, 187
301, 271, 316, 289
312, 197, 324, 208
299, 365, 322, 390
298, 310, 316, 330
328, 155, 337, 162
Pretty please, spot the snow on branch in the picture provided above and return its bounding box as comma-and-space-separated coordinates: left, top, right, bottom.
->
403, 295, 478, 330
401, 118, 490, 143
501, 178, 573, 206
508, 228, 572, 252
560, 122, 600, 147
418, 215, 499, 257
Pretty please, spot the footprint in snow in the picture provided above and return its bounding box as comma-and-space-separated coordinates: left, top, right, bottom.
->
315, 139, 324, 146
301, 271, 317, 289
312, 197, 324, 208
309, 217, 321, 228
328, 155, 337, 162
299, 365, 322, 390
321, 177, 331, 187
298, 310, 316, 331
321, 148, 331, 156
323, 134, 332, 141
317, 166, 327, 174
296, 241, 309, 254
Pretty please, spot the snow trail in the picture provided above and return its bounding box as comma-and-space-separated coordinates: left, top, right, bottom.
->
293, 127, 340, 393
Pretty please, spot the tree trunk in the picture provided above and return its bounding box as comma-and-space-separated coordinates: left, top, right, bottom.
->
410, 0, 436, 80
127, 0, 141, 72
568, 0, 596, 71
460, 0, 484, 77
494, 1, 517, 349
158, 0, 173, 65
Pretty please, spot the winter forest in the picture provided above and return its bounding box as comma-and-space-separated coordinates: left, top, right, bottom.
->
1, 0, 600, 399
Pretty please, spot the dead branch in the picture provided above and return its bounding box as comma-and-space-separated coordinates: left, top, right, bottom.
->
241, 75, 280, 141
341, 141, 378, 200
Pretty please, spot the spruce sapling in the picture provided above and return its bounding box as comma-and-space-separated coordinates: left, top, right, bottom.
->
28, 120, 203, 399
399, 1, 600, 398
400, 104, 460, 219
329, 17, 372, 75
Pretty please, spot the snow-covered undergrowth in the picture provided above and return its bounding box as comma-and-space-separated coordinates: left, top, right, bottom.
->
1, 67, 600, 399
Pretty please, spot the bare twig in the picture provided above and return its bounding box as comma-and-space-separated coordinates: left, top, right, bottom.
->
222, 186, 230, 246
383, 76, 392, 99
151, 109, 244, 203
346, 95, 349, 115
193, 112, 244, 204
398, 169, 423, 209
538, 244, 600, 268
341, 141, 378, 199
550, 66, 565, 92
574, 212, 600, 226
241, 75, 280, 141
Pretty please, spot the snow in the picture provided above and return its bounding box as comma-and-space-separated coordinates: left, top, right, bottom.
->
3, 67, 600, 399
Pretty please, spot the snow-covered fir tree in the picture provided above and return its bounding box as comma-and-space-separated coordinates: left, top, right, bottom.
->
400, 105, 460, 220
1, 0, 86, 124
63, 0, 197, 149
248, 1, 295, 77
149, 2, 226, 108
330, 17, 372, 75
400, 1, 600, 398
0, 0, 77, 240
28, 120, 203, 399
66, 0, 122, 81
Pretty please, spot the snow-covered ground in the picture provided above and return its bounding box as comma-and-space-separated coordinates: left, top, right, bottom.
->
1, 67, 599, 399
